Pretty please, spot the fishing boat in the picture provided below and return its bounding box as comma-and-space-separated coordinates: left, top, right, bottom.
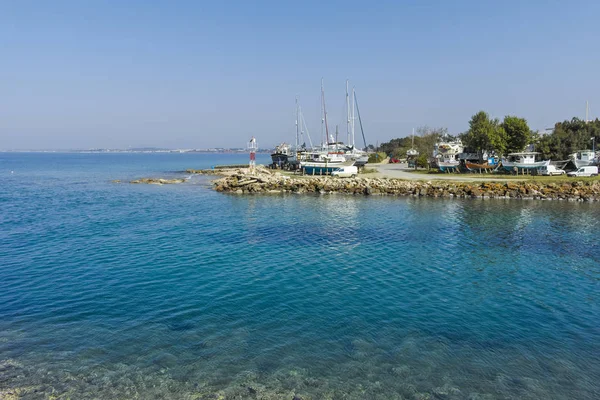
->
463, 160, 497, 172
459, 151, 498, 172
501, 152, 550, 172
433, 139, 463, 172
271, 143, 293, 167
569, 150, 597, 169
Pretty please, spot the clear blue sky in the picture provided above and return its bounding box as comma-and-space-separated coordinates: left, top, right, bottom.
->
2, 0, 599, 150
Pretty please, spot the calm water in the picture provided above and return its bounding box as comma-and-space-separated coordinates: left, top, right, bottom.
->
1, 153, 599, 399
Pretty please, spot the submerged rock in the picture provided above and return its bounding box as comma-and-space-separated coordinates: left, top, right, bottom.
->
130, 178, 186, 185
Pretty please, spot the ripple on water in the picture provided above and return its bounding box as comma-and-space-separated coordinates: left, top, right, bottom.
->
1, 154, 600, 399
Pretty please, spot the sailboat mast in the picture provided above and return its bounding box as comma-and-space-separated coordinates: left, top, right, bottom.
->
321, 79, 324, 147
346, 80, 350, 146
354, 90, 368, 150
351, 86, 355, 147
295, 97, 299, 149
321, 79, 330, 146
586, 101, 589, 123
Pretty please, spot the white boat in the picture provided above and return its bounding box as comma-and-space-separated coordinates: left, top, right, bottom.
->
300, 151, 351, 175
501, 152, 550, 171
407, 129, 419, 157
300, 79, 368, 174
569, 150, 597, 169
321, 80, 370, 167
433, 139, 463, 171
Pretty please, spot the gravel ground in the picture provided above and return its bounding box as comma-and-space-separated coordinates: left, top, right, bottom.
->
371, 162, 515, 181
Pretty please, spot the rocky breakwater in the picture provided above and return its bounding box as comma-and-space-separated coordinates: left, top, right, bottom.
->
213, 172, 600, 201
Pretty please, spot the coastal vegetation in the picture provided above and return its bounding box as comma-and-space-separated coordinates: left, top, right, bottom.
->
379, 126, 447, 166
537, 118, 600, 160
460, 112, 532, 159
379, 113, 600, 161
367, 152, 388, 163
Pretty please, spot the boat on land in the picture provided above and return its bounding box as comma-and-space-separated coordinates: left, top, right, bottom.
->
463, 160, 497, 172
569, 150, 597, 169
460, 152, 498, 172
299, 79, 368, 174
501, 152, 550, 172
319, 80, 369, 167
300, 151, 351, 175
406, 129, 419, 168
433, 139, 463, 172
271, 143, 294, 168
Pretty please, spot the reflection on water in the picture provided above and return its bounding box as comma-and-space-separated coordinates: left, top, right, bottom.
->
1, 154, 600, 399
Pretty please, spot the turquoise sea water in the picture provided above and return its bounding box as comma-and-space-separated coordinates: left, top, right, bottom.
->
1, 153, 599, 399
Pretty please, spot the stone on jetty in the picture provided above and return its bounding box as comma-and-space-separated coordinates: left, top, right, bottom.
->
212, 171, 600, 201
186, 165, 273, 177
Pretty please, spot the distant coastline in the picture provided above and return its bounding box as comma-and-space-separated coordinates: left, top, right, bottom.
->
0, 148, 272, 154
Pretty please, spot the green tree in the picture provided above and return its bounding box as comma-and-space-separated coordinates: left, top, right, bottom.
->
461, 111, 507, 161
416, 153, 429, 168
378, 126, 447, 162
502, 116, 531, 154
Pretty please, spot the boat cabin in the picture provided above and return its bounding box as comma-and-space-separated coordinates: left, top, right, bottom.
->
505, 152, 540, 164
572, 150, 596, 162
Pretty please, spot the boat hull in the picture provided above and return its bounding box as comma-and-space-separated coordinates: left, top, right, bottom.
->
573, 159, 597, 169
501, 160, 550, 171
300, 160, 352, 175
351, 155, 369, 167
436, 161, 460, 172
271, 153, 289, 166
464, 161, 496, 171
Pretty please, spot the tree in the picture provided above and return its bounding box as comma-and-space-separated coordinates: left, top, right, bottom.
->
461, 111, 506, 160
378, 126, 447, 161
502, 116, 531, 154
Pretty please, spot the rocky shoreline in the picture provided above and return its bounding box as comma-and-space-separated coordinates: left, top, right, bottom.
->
204, 168, 600, 201
129, 177, 186, 185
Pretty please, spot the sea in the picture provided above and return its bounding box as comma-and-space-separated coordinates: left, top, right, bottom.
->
0, 152, 599, 399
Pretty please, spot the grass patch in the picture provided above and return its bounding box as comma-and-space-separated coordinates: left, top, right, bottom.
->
361, 168, 378, 174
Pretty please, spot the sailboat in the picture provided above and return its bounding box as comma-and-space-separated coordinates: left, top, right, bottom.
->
341, 83, 369, 166
407, 129, 419, 157
406, 129, 419, 168
299, 80, 350, 175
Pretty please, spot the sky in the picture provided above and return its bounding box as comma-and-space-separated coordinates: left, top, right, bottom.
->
1, 0, 600, 150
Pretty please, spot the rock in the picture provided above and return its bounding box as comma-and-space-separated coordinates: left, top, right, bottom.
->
130, 178, 185, 185
204, 170, 600, 201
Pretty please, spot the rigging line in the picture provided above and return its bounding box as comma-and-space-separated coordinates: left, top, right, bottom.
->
300, 110, 314, 149
322, 83, 330, 142
354, 91, 368, 150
